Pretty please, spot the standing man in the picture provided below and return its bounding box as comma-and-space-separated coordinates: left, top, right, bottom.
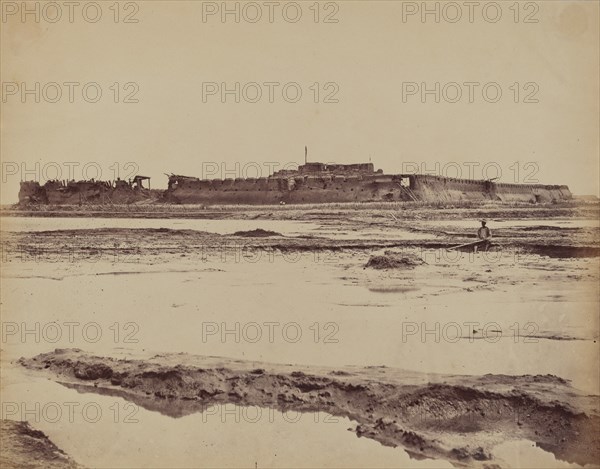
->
475, 220, 492, 252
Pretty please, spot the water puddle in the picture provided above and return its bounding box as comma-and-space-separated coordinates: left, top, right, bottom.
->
1, 215, 443, 242
493, 440, 585, 468
1, 364, 451, 468
311, 227, 440, 240
1, 253, 598, 394
0, 217, 319, 237
367, 286, 420, 294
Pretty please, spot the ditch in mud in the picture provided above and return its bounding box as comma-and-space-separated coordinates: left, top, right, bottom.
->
15, 349, 600, 468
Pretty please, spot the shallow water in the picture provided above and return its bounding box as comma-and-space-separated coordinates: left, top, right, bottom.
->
0, 217, 319, 237
1, 216, 438, 241
2, 215, 598, 467
2, 251, 598, 394
1, 363, 452, 468
309, 226, 439, 240
493, 440, 584, 468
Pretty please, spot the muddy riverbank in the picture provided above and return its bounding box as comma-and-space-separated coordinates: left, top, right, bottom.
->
1, 220, 598, 260
0, 419, 83, 469
18, 348, 600, 468
2, 204, 598, 468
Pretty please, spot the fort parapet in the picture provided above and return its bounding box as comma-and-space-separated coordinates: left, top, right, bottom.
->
18, 161, 572, 205
163, 162, 572, 204
18, 176, 152, 205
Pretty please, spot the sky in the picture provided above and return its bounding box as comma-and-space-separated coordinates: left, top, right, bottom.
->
1, 0, 599, 203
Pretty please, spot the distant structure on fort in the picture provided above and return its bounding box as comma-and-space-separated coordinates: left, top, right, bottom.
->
19, 160, 572, 205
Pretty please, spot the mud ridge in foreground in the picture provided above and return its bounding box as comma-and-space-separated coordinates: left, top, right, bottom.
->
0, 419, 84, 468
19, 349, 600, 468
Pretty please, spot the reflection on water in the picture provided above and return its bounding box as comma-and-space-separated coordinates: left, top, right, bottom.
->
2, 216, 598, 468
1, 364, 451, 469
493, 440, 583, 469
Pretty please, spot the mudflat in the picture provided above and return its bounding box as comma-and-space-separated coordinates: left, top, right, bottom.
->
1, 201, 599, 468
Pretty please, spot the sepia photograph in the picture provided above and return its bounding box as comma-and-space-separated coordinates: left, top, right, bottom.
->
1, 1, 599, 467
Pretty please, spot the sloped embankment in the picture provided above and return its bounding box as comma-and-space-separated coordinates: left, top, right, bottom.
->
19, 349, 600, 468
0, 419, 84, 468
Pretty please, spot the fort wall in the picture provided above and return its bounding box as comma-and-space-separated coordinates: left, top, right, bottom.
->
18, 179, 152, 205
162, 173, 572, 205
18, 163, 573, 205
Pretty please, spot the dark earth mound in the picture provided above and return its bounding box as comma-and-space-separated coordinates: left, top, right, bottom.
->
365, 251, 426, 269
231, 228, 283, 237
